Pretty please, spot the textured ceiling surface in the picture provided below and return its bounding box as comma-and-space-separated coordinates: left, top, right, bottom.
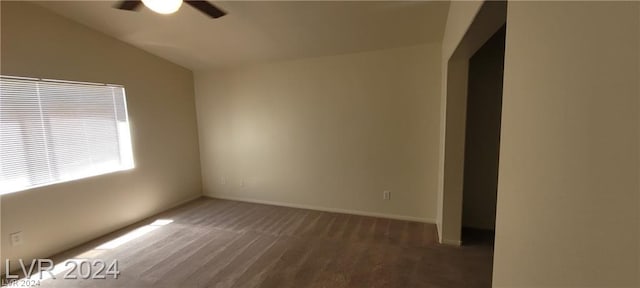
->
36, 1, 450, 70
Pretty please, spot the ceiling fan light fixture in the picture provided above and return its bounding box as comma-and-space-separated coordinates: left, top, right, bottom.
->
141, 0, 183, 14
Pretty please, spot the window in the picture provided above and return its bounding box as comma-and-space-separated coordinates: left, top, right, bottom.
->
0, 76, 134, 194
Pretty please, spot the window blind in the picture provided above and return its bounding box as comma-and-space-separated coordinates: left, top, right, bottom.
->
0, 76, 134, 194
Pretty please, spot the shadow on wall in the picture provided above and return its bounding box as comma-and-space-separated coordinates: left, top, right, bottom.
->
461, 25, 506, 233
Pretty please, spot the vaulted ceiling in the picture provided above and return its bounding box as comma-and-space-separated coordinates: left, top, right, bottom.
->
36, 1, 450, 71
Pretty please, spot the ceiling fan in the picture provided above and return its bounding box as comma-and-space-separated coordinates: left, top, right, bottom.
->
115, 0, 226, 18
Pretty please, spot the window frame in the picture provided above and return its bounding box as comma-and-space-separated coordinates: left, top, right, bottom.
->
0, 75, 135, 195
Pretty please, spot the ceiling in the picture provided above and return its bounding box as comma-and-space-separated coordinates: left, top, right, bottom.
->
36, 1, 450, 71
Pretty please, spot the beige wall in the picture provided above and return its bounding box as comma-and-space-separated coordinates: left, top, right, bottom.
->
441, 1, 485, 62
0, 1, 202, 273
493, 1, 640, 287
0, 195, 2, 275
437, 0, 505, 244
195, 44, 442, 222
437, 0, 484, 243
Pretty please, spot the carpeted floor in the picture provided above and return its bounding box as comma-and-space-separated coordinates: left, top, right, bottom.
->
21, 197, 493, 288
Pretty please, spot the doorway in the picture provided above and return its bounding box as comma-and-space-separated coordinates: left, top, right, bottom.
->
461, 25, 506, 245
439, 1, 506, 246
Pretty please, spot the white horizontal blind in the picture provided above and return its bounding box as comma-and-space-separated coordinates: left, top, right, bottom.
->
0, 76, 134, 194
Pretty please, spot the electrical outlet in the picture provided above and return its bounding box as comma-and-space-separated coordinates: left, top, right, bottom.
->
240, 178, 245, 187
383, 190, 391, 200
221, 176, 226, 185
10, 231, 24, 246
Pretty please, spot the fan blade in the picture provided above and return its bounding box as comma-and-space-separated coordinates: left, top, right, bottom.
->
115, 0, 142, 11
185, 0, 226, 18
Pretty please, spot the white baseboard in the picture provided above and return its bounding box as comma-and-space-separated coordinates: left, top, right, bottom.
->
441, 239, 462, 246
206, 194, 436, 224
0, 193, 202, 277
173, 194, 204, 209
